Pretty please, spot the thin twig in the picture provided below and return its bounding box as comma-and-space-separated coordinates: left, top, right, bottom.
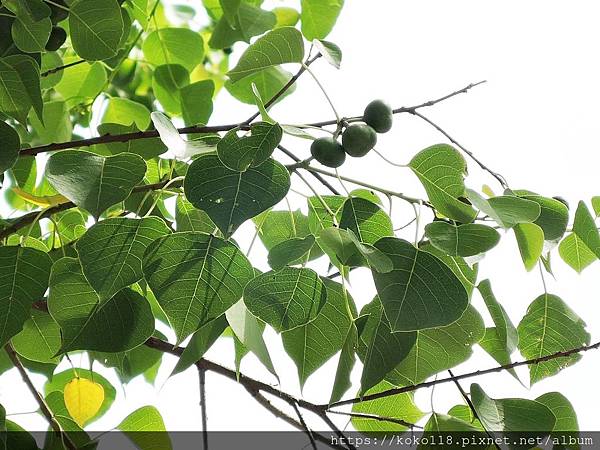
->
198, 366, 209, 449
300, 164, 431, 207
245, 388, 344, 450
278, 145, 340, 195
411, 110, 509, 189
291, 401, 317, 450
326, 409, 421, 429
326, 339, 600, 408
41, 59, 86, 77
4, 344, 78, 450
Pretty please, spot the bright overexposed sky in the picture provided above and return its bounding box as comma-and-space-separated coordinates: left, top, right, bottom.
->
3, 0, 600, 444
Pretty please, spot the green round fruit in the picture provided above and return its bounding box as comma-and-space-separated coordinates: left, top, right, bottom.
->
363, 99, 393, 133
310, 137, 346, 168
341, 122, 377, 157
45, 27, 67, 51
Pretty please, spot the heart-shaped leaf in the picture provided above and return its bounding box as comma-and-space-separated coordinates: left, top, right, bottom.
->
217, 122, 282, 171
243, 267, 327, 332
184, 154, 290, 237
48, 257, 155, 354
142, 232, 255, 344
76, 217, 171, 302
64, 378, 105, 427
46, 150, 146, 218
424, 221, 500, 257
372, 237, 469, 332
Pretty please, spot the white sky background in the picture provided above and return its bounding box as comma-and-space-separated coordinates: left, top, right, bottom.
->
3, 0, 600, 443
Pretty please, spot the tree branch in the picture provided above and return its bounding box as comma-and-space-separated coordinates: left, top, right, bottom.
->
326, 409, 421, 429
291, 401, 317, 450
0, 178, 182, 241
198, 366, 209, 450
19, 81, 486, 157
40, 59, 86, 78
410, 110, 509, 189
4, 343, 78, 450
326, 340, 600, 408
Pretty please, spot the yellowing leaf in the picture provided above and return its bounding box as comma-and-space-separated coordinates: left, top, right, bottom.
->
482, 184, 495, 197
12, 187, 68, 207
64, 377, 105, 427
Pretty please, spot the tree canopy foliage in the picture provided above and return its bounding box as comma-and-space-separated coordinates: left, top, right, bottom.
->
0, 0, 596, 448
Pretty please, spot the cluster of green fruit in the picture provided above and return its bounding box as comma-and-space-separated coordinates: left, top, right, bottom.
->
310, 99, 393, 168
45, 0, 68, 51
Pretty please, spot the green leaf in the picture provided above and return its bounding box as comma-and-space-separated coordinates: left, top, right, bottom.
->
559, 233, 596, 273
424, 221, 500, 257
466, 190, 541, 229
244, 267, 326, 332
101, 97, 151, 130
422, 242, 478, 297
11, 310, 61, 364
477, 280, 518, 352
339, 197, 393, 244
0, 55, 43, 124
313, 39, 342, 69
519, 194, 569, 241
225, 299, 277, 378
282, 278, 355, 387
307, 195, 346, 234
216, 122, 283, 171
117, 406, 173, 450
423, 412, 484, 434
184, 155, 290, 237
514, 222, 544, 271
517, 294, 590, 384
592, 196, 600, 217
409, 144, 477, 223
48, 257, 155, 353
29, 100, 72, 145
172, 315, 228, 375
357, 297, 416, 393
76, 217, 171, 302
268, 235, 315, 270
69, 0, 126, 61
300, 0, 344, 41
273, 6, 300, 28
54, 59, 107, 107
572, 200, 600, 259
209, 3, 276, 49
11, 15, 51, 53
225, 67, 295, 106
152, 64, 189, 114
180, 80, 215, 126
0, 121, 19, 175
470, 383, 556, 432
45, 368, 116, 425
220, 0, 241, 26
329, 317, 361, 404
536, 392, 579, 439
318, 227, 364, 268
143, 232, 255, 344
351, 381, 424, 433
46, 150, 146, 218
228, 27, 305, 82
372, 237, 469, 332
143, 28, 204, 72
386, 306, 484, 385
175, 196, 217, 233
0, 246, 52, 348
